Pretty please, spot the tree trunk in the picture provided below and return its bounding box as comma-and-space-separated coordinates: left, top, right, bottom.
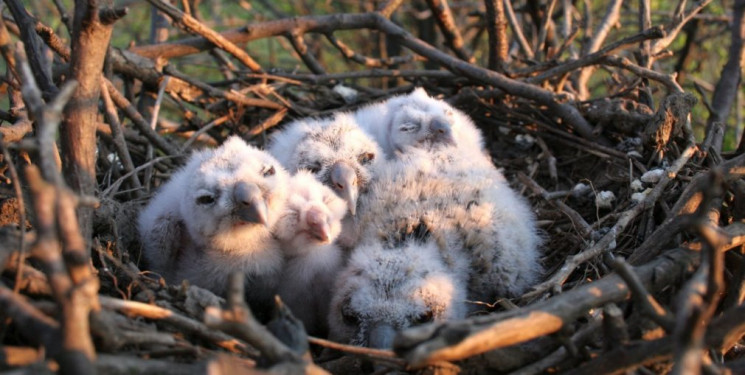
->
707, 0, 745, 153
61, 0, 119, 246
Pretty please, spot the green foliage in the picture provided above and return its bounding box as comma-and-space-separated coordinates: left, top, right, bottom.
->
17, 0, 745, 150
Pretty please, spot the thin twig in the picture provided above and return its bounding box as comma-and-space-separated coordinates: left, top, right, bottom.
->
518, 172, 592, 238
525, 144, 697, 298
100, 81, 143, 197
145, 0, 263, 72
0, 135, 27, 293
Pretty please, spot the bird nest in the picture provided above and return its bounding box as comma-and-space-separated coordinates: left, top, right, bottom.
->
1, 1, 745, 373
3, 81, 744, 374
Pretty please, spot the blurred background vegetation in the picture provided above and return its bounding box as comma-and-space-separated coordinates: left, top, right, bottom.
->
15, 0, 742, 149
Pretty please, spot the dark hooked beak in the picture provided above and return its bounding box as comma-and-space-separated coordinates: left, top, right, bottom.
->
368, 323, 396, 350
233, 182, 268, 226
431, 119, 456, 146
329, 161, 358, 216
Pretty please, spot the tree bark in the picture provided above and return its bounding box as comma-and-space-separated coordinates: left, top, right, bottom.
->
61, 0, 121, 245
484, 0, 508, 71
708, 0, 745, 153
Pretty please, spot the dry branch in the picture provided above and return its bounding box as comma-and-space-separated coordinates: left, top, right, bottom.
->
526, 144, 697, 297
484, 0, 508, 70
425, 0, 473, 62
99, 296, 254, 356
62, 0, 121, 244
145, 0, 263, 73
394, 248, 697, 367
1, 1, 744, 374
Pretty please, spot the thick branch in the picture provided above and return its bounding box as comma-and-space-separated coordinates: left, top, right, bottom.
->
62, 0, 119, 244
425, 0, 473, 62
145, 0, 263, 72
3, 0, 57, 99
706, 0, 745, 153
526, 144, 697, 297
484, 0, 508, 70
394, 248, 696, 367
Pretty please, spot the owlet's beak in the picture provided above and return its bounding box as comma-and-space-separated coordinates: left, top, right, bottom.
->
233, 182, 268, 226
329, 161, 358, 216
306, 206, 331, 243
431, 119, 456, 146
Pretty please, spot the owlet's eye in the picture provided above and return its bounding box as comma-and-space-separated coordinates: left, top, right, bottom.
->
306, 162, 322, 174
196, 194, 216, 205
399, 123, 419, 133
358, 152, 375, 165
341, 303, 360, 326
414, 310, 434, 325
263, 165, 275, 177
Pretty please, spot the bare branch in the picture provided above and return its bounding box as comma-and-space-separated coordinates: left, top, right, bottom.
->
145, 0, 263, 72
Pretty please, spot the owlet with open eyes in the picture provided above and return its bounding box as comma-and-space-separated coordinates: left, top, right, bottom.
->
138, 136, 289, 317
268, 113, 382, 249
268, 113, 381, 217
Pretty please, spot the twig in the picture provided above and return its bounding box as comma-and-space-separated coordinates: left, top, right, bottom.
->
33, 20, 70, 61
287, 32, 326, 74
602, 303, 629, 350
535, 0, 558, 58
484, 0, 508, 70
204, 273, 305, 365
103, 78, 181, 157
130, 12, 599, 141
99, 296, 254, 356
425, 0, 473, 62
394, 248, 697, 367
528, 26, 665, 84
324, 33, 417, 68
101, 155, 180, 198
25, 166, 98, 372
142, 75, 169, 193
576, 0, 622, 99
525, 144, 697, 298
508, 315, 602, 375
517, 172, 592, 238
272, 69, 453, 84
377, 0, 405, 18
100, 81, 143, 197
4, 0, 58, 100
0, 281, 60, 350
247, 108, 288, 138
182, 115, 230, 150
608, 256, 676, 331
0, 135, 27, 293
308, 336, 403, 366
705, 0, 745, 154
145, 0, 263, 72
568, 303, 745, 374
163, 65, 284, 110
650, 0, 713, 56
672, 172, 726, 375
502, 0, 533, 59
627, 212, 694, 265
601, 55, 684, 93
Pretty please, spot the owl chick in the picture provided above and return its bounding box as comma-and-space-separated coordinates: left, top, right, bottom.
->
138, 136, 289, 316
268, 113, 382, 249
357, 145, 540, 307
354, 87, 486, 160
268, 113, 381, 216
328, 150, 541, 349
273, 170, 348, 337
328, 234, 468, 349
